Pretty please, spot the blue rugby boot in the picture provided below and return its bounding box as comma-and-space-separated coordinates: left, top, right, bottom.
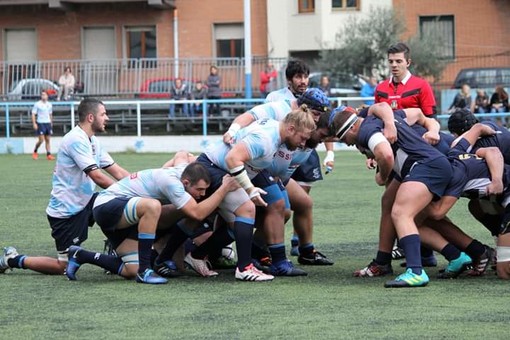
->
136, 268, 168, 284
65, 245, 83, 281
437, 252, 472, 279
384, 268, 429, 288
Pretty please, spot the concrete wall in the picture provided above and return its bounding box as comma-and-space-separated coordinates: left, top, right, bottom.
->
267, 0, 391, 58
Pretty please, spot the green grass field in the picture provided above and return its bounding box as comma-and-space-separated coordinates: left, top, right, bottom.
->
0, 151, 508, 339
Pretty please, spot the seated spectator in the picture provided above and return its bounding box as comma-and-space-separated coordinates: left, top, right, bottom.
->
57, 66, 75, 101
474, 89, 490, 114
490, 85, 509, 126
169, 78, 190, 118
448, 83, 472, 113
190, 81, 207, 116
360, 76, 377, 105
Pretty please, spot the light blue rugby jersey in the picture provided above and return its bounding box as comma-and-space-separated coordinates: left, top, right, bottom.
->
94, 163, 191, 209
46, 125, 114, 218
205, 119, 282, 178
32, 100, 53, 123
265, 87, 296, 103
249, 100, 292, 122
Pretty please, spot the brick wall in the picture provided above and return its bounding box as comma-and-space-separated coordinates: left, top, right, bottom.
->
393, 0, 510, 88
0, 0, 267, 61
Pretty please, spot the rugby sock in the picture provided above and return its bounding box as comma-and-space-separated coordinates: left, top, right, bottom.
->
465, 239, 486, 260
7, 255, 27, 269
156, 223, 190, 265
399, 234, 422, 275
268, 243, 286, 264
184, 239, 196, 255
478, 214, 503, 236
74, 249, 124, 275
440, 243, 461, 262
138, 232, 155, 273
192, 226, 234, 260
421, 245, 434, 258
233, 217, 255, 270
298, 243, 314, 257
251, 236, 269, 260
291, 233, 299, 247
375, 251, 392, 265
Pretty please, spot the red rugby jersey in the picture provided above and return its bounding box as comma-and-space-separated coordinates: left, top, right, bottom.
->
375, 73, 436, 116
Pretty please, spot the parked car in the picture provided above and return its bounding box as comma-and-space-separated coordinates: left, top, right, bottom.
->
453, 67, 510, 89
137, 78, 175, 99
6, 78, 60, 101
309, 72, 365, 97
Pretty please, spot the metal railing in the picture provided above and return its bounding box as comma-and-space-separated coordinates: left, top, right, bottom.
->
0, 57, 289, 100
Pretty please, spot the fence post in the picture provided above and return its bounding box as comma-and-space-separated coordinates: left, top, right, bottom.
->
70, 103, 75, 128
5, 104, 10, 138
136, 101, 141, 137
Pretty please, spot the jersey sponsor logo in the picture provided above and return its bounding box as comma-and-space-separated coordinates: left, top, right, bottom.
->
313, 167, 321, 179
277, 150, 292, 161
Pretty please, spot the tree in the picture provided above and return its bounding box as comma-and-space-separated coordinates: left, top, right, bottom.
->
318, 7, 449, 82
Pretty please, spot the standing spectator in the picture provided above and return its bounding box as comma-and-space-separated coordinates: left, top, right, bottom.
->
318, 75, 331, 97
448, 84, 472, 113
375, 42, 437, 117
58, 66, 76, 101
259, 61, 277, 98
360, 76, 378, 105
0, 98, 130, 276
490, 86, 509, 126
190, 81, 207, 116
474, 89, 490, 114
31, 90, 54, 160
169, 78, 190, 118
206, 65, 222, 116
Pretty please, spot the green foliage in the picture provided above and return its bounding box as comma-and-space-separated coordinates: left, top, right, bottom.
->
0, 152, 507, 339
319, 7, 449, 81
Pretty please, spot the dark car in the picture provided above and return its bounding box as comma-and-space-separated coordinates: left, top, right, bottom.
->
309, 72, 365, 97
453, 67, 510, 89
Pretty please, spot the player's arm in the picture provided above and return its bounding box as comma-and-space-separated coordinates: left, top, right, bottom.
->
31, 108, 37, 130
369, 134, 394, 186
453, 123, 497, 147
162, 150, 196, 168
103, 163, 130, 181
86, 167, 117, 189
225, 143, 267, 207
179, 175, 239, 221
424, 196, 458, 220
367, 102, 397, 143
404, 108, 440, 145
476, 147, 504, 196
222, 112, 256, 144
323, 142, 335, 173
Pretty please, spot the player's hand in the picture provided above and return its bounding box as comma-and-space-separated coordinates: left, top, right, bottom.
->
422, 131, 440, 145
223, 132, 234, 144
366, 158, 377, 170
248, 187, 267, 207
221, 175, 240, 192
486, 180, 503, 196
478, 124, 497, 137
375, 172, 386, 186
323, 150, 335, 174
383, 125, 397, 144
33, 123, 38, 131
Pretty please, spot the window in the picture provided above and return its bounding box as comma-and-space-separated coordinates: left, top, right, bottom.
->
419, 16, 455, 59
298, 0, 314, 13
125, 26, 157, 59
214, 23, 244, 58
332, 0, 359, 10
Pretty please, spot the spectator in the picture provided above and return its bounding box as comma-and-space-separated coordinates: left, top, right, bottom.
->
169, 78, 190, 118
448, 83, 472, 113
259, 61, 278, 98
190, 81, 207, 116
360, 76, 378, 105
474, 89, 490, 114
318, 75, 331, 97
206, 65, 222, 116
31, 90, 54, 160
490, 86, 509, 126
57, 66, 76, 101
